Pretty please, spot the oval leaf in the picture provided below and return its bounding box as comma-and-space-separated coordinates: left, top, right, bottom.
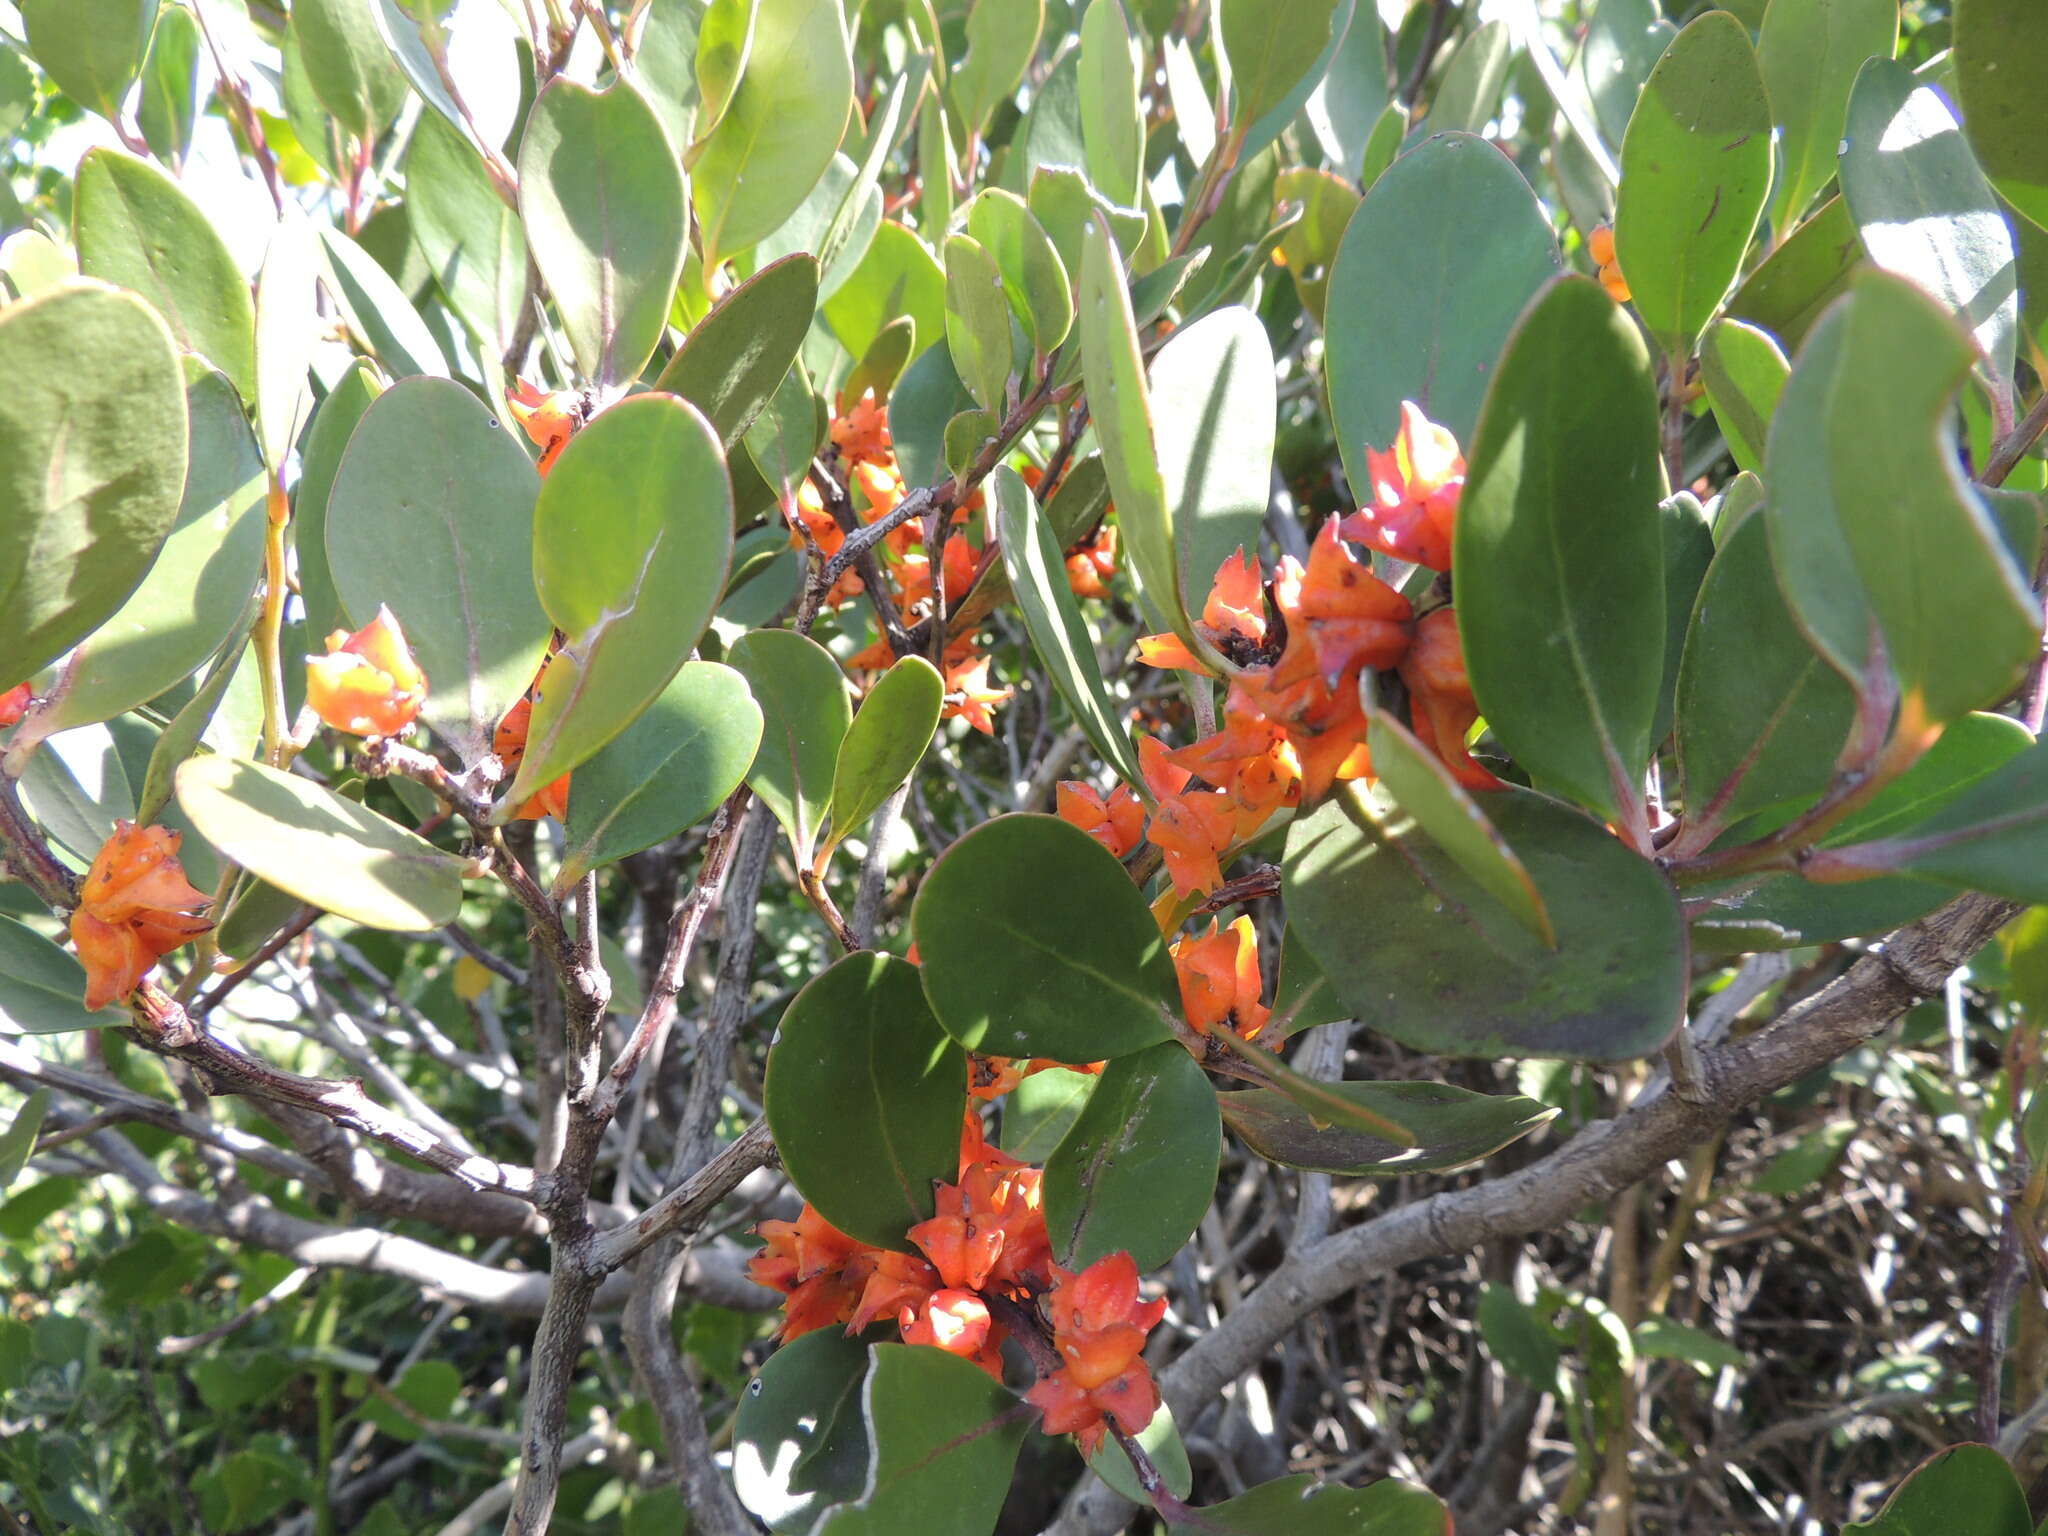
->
406, 111, 530, 357
734, 1329, 873, 1535
1758, 0, 1898, 231
1221, 1079, 1556, 1176
0, 916, 128, 1033
1955, 0, 2048, 236
826, 656, 942, 862
655, 253, 819, 451
1698, 317, 1789, 476
728, 628, 852, 863
1153, 306, 1273, 609
942, 232, 1012, 415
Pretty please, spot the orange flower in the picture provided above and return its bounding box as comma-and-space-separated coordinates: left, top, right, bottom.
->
1056, 781, 1145, 860
1172, 916, 1270, 1040
900, 1288, 1002, 1375
491, 695, 572, 820
1138, 735, 1192, 801
305, 606, 427, 737
1340, 400, 1463, 570
1135, 632, 1204, 671
1024, 1252, 1167, 1456
0, 683, 31, 728
1148, 787, 1238, 897
1202, 548, 1268, 647
943, 651, 1011, 735
1399, 607, 1502, 792
69, 821, 213, 1010
1274, 517, 1414, 690
1064, 525, 1119, 600
1588, 224, 1631, 303
749, 1204, 871, 1340
831, 390, 893, 467
848, 1249, 941, 1333
505, 379, 578, 475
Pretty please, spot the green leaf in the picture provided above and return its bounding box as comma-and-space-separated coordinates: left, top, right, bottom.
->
691, 0, 853, 270
1840, 58, 2018, 417
1029, 166, 1148, 289
1218, 0, 1343, 132
825, 657, 942, 862
727, 628, 852, 863
19, 722, 136, 861
744, 356, 824, 498
1955, 0, 2048, 237
1699, 317, 1789, 475
255, 208, 321, 473
510, 394, 735, 804
695, 0, 757, 143
633, 0, 703, 153
951, 0, 1043, 137
73, 148, 256, 401
1358, 716, 1553, 945
175, 756, 464, 930
292, 0, 407, 141
1222, 1079, 1556, 1176
405, 111, 529, 358
0, 918, 127, 1034
1758, 0, 1898, 232
1044, 1040, 1220, 1271
138, 4, 205, 166
1726, 194, 1863, 355
326, 376, 551, 752
734, 1329, 873, 1535
1675, 514, 1857, 833
765, 952, 965, 1251
0, 281, 187, 693
1284, 788, 1686, 1061
554, 661, 762, 890
1633, 1316, 1746, 1375
1478, 1285, 1561, 1392
943, 233, 1013, 414
1764, 269, 2035, 729
1426, 18, 1513, 137
965, 188, 1072, 355
519, 78, 686, 389
990, 466, 1142, 788
20, 0, 151, 123
292, 363, 382, 649
1079, 212, 1196, 658
1455, 276, 1664, 827
656, 253, 819, 451
912, 813, 1177, 1061
1273, 166, 1358, 322
1078, 0, 1144, 208
1087, 1401, 1194, 1505
0, 1089, 50, 1192
842, 317, 916, 414
1852, 1446, 2030, 1536
318, 225, 449, 379
753, 152, 878, 302
1153, 306, 1272, 613
813, 1345, 1029, 1536
137, 630, 248, 825
1007, 38, 1087, 198
1581, 0, 1673, 149
1306, 3, 1388, 183
999, 1065, 1101, 1161
1613, 10, 1772, 360
1166, 1475, 1450, 1536
1325, 132, 1562, 470
41, 369, 265, 732
823, 220, 947, 365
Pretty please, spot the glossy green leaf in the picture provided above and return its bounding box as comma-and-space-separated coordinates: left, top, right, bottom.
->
826, 657, 942, 862
1455, 277, 1664, 827
138, 4, 204, 166
692, 0, 852, 269
951, 0, 1043, 136
1726, 194, 1862, 354
822, 220, 947, 364
695, 0, 757, 143
766, 953, 966, 1251
291, 363, 382, 649
1153, 306, 1273, 612
1843, 1445, 2029, 1536
734, 1329, 872, 1535
42, 370, 265, 732
1613, 11, 1773, 359
1028, 166, 1148, 291
1633, 1315, 1747, 1374
1167, 1476, 1450, 1536
0, 1089, 50, 1190
1045, 1041, 1220, 1271
1360, 717, 1552, 945
136, 631, 247, 825
1699, 317, 1789, 475
632, 0, 702, 153
1000, 1065, 1101, 1161
842, 316, 915, 413
0, 918, 127, 1033
18, 722, 134, 861
292, 0, 407, 141
744, 357, 824, 498
73, 148, 256, 401
519, 78, 686, 388
1427, 18, 1513, 137
176, 756, 464, 931
1273, 166, 1357, 322
1653, 490, 1715, 751
656, 254, 819, 451
554, 661, 763, 891
254, 208, 321, 473
813, 1346, 1029, 1536
1087, 1402, 1194, 1505
1759, 0, 1898, 231
0, 282, 187, 692
1007, 39, 1087, 197
1306, 3, 1388, 182
1219, 0, 1343, 132
990, 466, 1143, 788
1325, 132, 1562, 471
1955, 0, 2048, 235
728, 629, 852, 863
406, 111, 528, 357
327, 376, 550, 752
21, 0, 151, 123
943, 233, 1012, 414
1478, 1285, 1562, 1392
1764, 269, 2035, 728
1581, 0, 1673, 149
1078, 0, 1143, 208
1222, 1079, 1557, 1175
511, 394, 735, 804
1285, 788, 1686, 1060
965, 189, 1072, 355
318, 225, 448, 379
1675, 514, 1856, 834
1840, 58, 2018, 416
918, 84, 955, 245
1079, 212, 1196, 658
912, 813, 1177, 1061
752, 152, 879, 306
